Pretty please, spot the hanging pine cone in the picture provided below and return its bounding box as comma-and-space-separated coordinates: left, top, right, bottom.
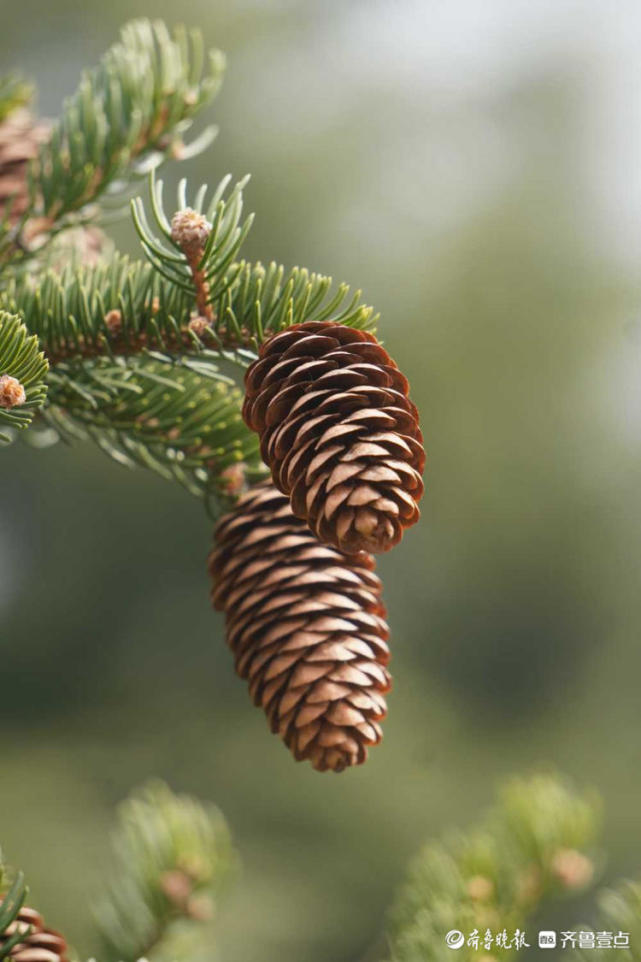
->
0, 108, 49, 225
208, 480, 391, 772
0, 904, 69, 962
242, 321, 425, 555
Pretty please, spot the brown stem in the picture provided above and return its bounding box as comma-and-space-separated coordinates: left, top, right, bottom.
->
186, 252, 214, 322
44, 320, 254, 367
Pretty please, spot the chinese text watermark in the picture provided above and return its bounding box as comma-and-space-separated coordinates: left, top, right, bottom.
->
444, 928, 631, 950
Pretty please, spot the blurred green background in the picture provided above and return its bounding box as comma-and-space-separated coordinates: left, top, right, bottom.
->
2, 1, 641, 959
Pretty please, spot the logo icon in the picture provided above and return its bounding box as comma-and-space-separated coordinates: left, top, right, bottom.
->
539, 931, 557, 949
445, 930, 465, 950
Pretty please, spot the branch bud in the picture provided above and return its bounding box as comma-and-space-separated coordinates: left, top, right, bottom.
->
186, 894, 214, 921
466, 875, 494, 901
220, 462, 248, 497
550, 848, 593, 889
0, 374, 26, 409
159, 869, 193, 907
104, 309, 123, 336
188, 316, 212, 337
171, 208, 211, 259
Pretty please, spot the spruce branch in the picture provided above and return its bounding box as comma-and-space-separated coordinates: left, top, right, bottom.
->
0, 244, 376, 507
1, 20, 223, 265
0, 311, 48, 442
385, 775, 600, 962
44, 355, 264, 505
133, 172, 377, 346
35, 20, 223, 222
2, 256, 197, 363
95, 781, 235, 962
0, 17, 381, 524
132, 171, 254, 323
1, 246, 376, 365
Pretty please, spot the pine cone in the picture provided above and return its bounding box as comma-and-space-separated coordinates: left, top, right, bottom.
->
0, 904, 69, 962
242, 321, 425, 554
0, 109, 49, 225
208, 481, 391, 772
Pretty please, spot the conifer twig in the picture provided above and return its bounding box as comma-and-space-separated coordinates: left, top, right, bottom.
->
385, 775, 600, 962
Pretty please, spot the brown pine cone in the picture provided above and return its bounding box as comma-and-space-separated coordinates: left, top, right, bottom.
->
242, 321, 425, 555
208, 480, 391, 772
0, 109, 49, 225
0, 905, 69, 962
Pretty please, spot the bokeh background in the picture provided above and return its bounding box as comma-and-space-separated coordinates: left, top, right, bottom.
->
2, 1, 641, 959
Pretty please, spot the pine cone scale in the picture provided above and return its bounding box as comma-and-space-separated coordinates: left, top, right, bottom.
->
0, 904, 68, 962
243, 321, 425, 554
209, 481, 391, 772
0, 109, 49, 225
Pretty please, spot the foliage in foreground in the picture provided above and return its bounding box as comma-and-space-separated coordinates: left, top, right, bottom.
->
1, 774, 641, 961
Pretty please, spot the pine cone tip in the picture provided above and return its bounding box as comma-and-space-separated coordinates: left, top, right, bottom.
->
209, 481, 391, 773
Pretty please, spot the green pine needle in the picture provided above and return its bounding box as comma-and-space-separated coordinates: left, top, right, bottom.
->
35, 20, 224, 222
386, 775, 600, 962
0, 312, 48, 443
95, 781, 236, 962
0, 18, 377, 515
